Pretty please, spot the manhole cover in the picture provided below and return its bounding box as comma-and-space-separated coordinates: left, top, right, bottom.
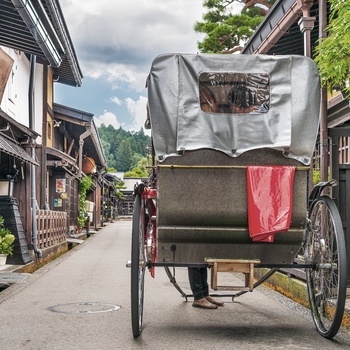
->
48, 302, 121, 314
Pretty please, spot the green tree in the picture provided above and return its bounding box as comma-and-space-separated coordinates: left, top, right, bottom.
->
130, 153, 144, 169
124, 167, 149, 178
314, 0, 350, 97
195, 0, 275, 53
136, 157, 151, 174
100, 138, 110, 161
117, 139, 133, 171
98, 124, 151, 171
113, 178, 126, 200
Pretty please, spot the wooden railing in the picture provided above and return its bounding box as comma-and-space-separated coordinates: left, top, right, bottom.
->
36, 210, 67, 249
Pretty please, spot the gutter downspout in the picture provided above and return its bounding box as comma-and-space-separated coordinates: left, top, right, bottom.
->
29, 55, 42, 258
297, 0, 316, 191
297, 1, 315, 58
68, 127, 92, 183
78, 128, 92, 178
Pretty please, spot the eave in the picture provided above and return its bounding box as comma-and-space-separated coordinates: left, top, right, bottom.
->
0, 0, 82, 86
242, 0, 322, 56
53, 103, 107, 170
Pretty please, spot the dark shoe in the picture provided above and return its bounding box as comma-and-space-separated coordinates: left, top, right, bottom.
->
205, 296, 224, 306
192, 297, 218, 309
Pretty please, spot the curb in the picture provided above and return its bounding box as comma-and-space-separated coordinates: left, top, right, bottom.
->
0, 232, 96, 304
255, 268, 350, 331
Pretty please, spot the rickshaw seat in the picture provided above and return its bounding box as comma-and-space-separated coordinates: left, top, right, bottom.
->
156, 148, 308, 264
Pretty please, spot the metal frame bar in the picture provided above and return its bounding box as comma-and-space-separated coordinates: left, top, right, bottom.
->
159, 165, 310, 170
148, 262, 314, 269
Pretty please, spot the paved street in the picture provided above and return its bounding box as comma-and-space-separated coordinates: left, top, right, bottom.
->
1, 220, 350, 350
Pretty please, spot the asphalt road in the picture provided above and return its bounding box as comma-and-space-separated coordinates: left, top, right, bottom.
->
0, 220, 350, 350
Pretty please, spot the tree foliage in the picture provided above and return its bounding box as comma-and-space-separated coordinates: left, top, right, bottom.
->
124, 167, 149, 178
194, 0, 275, 53
124, 156, 151, 178
314, 0, 350, 97
78, 175, 92, 227
117, 139, 133, 172
0, 215, 15, 256
98, 125, 151, 172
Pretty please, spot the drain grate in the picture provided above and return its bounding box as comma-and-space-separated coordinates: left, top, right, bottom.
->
48, 302, 121, 314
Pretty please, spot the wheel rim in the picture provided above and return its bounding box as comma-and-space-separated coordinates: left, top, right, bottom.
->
306, 196, 347, 339
137, 200, 146, 332
131, 195, 146, 337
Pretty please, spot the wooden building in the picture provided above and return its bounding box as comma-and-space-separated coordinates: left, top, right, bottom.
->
0, 0, 107, 263
242, 0, 350, 285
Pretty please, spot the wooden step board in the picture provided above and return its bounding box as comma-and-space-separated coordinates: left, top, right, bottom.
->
206, 259, 260, 292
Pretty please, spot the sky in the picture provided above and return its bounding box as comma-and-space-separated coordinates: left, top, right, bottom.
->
54, 0, 243, 134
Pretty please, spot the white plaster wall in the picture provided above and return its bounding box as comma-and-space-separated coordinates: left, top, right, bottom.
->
0, 46, 29, 126
34, 62, 44, 144
0, 45, 44, 143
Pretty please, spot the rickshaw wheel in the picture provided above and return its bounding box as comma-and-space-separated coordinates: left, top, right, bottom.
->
306, 196, 347, 339
131, 194, 146, 338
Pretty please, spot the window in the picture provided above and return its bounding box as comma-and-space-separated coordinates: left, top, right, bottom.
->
339, 136, 350, 164
199, 72, 270, 114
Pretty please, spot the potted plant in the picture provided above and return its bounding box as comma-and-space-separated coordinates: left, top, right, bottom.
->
77, 175, 92, 233
0, 215, 15, 264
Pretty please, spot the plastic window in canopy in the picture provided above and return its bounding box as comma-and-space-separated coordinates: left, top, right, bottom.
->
199, 73, 270, 114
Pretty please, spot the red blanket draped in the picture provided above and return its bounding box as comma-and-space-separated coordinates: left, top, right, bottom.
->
247, 166, 295, 242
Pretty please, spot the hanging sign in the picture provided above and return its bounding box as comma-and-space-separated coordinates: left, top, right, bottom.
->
56, 178, 66, 193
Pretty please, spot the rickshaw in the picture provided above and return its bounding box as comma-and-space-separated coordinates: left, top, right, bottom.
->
128, 53, 347, 339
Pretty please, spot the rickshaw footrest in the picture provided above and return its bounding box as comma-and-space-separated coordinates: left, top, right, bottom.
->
205, 259, 261, 292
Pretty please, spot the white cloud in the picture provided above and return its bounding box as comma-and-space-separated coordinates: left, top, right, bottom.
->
57, 0, 209, 131
110, 96, 122, 106
81, 61, 147, 91
60, 0, 204, 91
93, 97, 150, 136
125, 96, 149, 135
94, 110, 121, 129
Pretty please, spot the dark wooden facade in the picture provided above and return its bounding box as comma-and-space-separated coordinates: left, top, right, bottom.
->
0, 1, 108, 263
243, 0, 350, 285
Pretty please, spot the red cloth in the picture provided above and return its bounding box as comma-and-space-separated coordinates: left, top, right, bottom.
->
247, 166, 295, 242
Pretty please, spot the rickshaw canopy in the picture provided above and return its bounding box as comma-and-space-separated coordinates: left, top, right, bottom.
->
146, 53, 320, 165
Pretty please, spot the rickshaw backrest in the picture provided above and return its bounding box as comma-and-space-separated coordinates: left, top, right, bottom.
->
157, 148, 307, 229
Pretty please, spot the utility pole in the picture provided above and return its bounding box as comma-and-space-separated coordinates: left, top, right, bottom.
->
319, 0, 329, 183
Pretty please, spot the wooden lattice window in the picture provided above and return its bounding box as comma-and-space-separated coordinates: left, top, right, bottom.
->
338, 136, 350, 164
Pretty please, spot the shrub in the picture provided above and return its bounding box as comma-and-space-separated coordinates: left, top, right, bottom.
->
0, 216, 15, 256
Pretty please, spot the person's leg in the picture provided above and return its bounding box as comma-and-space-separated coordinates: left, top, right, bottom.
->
197, 268, 224, 306
188, 267, 204, 300
199, 267, 209, 297
200, 268, 224, 306
188, 267, 218, 309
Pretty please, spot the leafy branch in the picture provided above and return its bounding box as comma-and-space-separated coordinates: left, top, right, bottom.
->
0, 215, 15, 256
77, 176, 92, 227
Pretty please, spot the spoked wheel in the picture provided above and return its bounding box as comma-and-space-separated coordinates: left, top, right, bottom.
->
306, 195, 347, 339
131, 194, 146, 337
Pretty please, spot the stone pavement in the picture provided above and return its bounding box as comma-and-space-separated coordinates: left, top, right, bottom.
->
1, 220, 350, 333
